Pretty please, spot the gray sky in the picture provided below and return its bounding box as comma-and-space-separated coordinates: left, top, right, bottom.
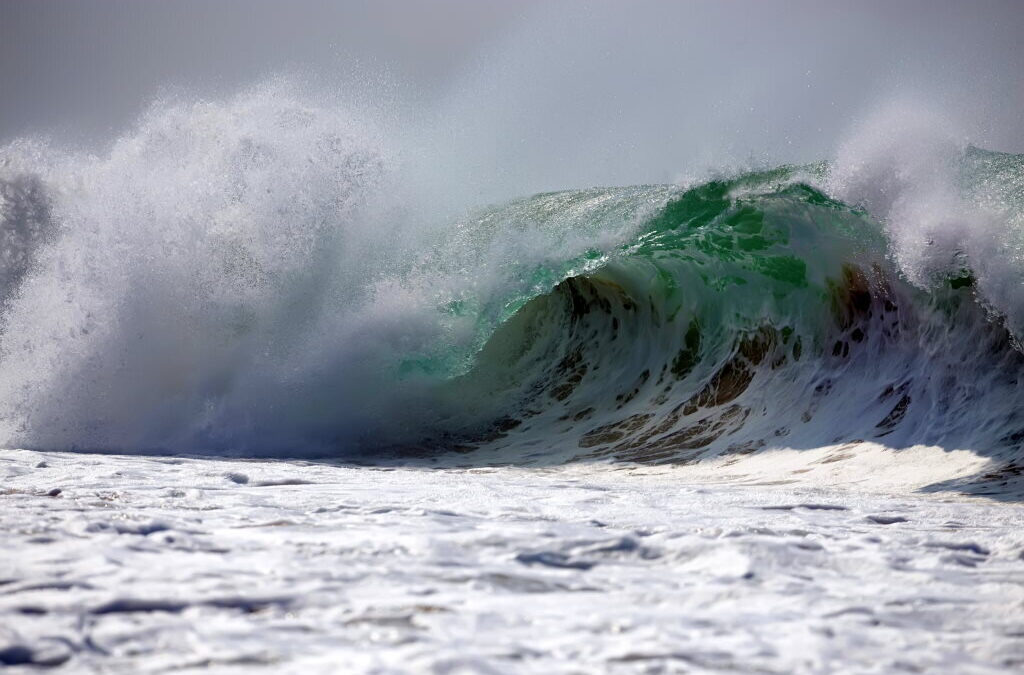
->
0, 0, 537, 143
2, 1, 1022, 195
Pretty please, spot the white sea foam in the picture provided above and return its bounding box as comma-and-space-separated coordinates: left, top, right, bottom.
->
1, 449, 1023, 672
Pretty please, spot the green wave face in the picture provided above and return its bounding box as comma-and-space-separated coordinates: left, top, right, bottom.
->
400, 157, 1024, 469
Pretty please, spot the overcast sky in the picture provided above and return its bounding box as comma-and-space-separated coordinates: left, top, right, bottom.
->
2, 1, 1022, 194
0, 0, 538, 143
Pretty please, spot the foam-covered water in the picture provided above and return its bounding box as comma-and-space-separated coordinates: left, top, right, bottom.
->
3, 449, 1024, 672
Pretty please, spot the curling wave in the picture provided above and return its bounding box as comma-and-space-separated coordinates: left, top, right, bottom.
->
432, 162, 1024, 480
2, 86, 1024, 492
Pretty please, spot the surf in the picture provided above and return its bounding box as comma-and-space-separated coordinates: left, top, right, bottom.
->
1, 84, 1023, 499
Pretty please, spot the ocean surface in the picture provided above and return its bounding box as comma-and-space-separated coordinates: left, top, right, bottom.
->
2, 85, 1024, 672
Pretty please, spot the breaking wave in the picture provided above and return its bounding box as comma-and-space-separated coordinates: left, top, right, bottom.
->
2, 85, 1024, 489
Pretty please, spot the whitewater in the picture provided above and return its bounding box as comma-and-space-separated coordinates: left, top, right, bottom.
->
3, 83, 1024, 672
